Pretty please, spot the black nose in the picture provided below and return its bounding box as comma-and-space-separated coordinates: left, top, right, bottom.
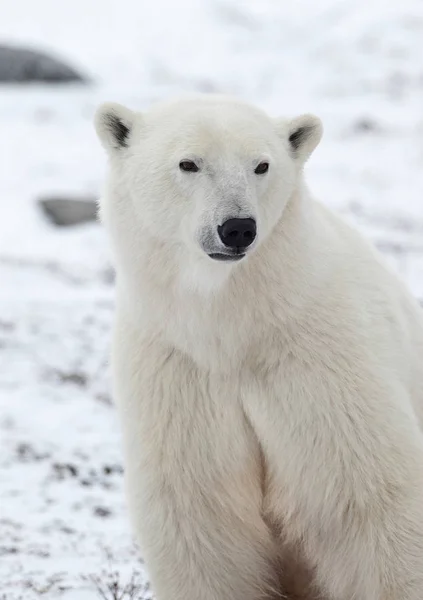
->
218, 218, 257, 249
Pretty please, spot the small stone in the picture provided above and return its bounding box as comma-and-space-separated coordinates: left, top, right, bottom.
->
353, 118, 380, 133
0, 45, 88, 83
93, 506, 112, 518
0, 546, 18, 556
103, 464, 123, 476
59, 371, 88, 387
52, 462, 79, 479
39, 196, 98, 226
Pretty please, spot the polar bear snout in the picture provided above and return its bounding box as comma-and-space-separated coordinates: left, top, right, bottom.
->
198, 216, 257, 263
218, 218, 257, 249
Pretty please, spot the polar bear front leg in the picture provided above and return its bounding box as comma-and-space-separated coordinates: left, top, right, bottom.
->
243, 365, 423, 600
113, 323, 280, 600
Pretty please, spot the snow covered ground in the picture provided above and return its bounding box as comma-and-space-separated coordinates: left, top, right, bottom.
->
1, 0, 423, 597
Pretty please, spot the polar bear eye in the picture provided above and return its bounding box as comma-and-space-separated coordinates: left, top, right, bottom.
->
179, 160, 199, 173
254, 162, 269, 175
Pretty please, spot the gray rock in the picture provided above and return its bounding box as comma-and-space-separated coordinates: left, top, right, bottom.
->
0, 45, 88, 83
353, 118, 382, 134
39, 196, 98, 226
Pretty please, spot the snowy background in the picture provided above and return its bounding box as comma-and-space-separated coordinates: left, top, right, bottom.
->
1, 0, 423, 597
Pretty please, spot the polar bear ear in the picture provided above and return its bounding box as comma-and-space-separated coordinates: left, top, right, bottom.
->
276, 114, 323, 164
94, 102, 136, 153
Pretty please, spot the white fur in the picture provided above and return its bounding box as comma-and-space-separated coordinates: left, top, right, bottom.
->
95, 94, 423, 600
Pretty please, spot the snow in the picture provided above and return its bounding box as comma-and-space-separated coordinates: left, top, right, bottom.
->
1, 0, 423, 597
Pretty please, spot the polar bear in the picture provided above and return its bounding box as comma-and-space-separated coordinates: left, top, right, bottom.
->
94, 94, 423, 600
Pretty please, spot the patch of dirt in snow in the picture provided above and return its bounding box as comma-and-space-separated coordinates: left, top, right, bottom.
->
0, 296, 151, 598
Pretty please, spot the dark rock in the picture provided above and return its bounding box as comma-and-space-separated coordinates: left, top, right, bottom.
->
93, 506, 112, 518
56, 370, 88, 387
52, 462, 79, 479
39, 196, 98, 226
80, 479, 93, 487
95, 392, 113, 405
0, 45, 88, 84
16, 443, 50, 462
353, 118, 381, 134
103, 464, 124, 476
0, 546, 18, 556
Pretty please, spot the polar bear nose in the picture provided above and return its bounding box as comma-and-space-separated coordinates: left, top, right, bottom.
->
218, 218, 257, 249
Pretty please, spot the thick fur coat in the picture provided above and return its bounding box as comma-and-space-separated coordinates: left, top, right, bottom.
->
95, 95, 423, 600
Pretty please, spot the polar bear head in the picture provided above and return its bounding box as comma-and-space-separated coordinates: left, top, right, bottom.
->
95, 95, 322, 292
